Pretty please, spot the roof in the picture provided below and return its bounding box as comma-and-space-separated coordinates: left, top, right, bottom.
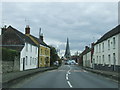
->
95, 25, 120, 45
2, 26, 37, 51
80, 48, 91, 56
29, 35, 50, 48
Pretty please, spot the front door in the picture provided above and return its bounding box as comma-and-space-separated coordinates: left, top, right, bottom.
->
23, 58, 25, 70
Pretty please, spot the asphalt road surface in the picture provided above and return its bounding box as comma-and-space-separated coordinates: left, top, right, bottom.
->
9, 65, 119, 88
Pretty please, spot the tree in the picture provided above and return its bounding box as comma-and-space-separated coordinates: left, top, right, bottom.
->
49, 46, 60, 66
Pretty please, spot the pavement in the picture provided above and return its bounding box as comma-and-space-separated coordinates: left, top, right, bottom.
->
81, 66, 120, 82
4, 65, 120, 88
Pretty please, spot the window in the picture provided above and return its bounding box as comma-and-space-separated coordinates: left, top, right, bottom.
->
41, 58, 42, 64
108, 55, 111, 66
26, 56, 28, 65
113, 53, 116, 65
102, 43, 104, 52
41, 49, 42, 54
99, 44, 101, 53
30, 45, 32, 52
36, 47, 37, 54
113, 37, 116, 49
96, 45, 98, 53
30, 57, 32, 65
97, 56, 98, 64
36, 58, 38, 64
102, 55, 104, 65
108, 40, 110, 50
26, 43, 28, 51
99, 56, 101, 64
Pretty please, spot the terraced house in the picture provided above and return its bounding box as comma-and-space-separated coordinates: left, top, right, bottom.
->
25, 27, 50, 67
93, 25, 120, 71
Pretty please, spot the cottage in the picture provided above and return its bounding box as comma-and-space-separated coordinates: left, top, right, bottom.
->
2, 25, 38, 71
26, 28, 50, 67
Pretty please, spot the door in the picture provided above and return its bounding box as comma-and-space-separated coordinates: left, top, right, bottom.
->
23, 58, 25, 70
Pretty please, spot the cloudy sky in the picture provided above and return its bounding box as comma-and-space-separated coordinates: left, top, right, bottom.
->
1, 1, 118, 57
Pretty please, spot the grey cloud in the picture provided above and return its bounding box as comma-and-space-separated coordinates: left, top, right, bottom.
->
2, 2, 118, 56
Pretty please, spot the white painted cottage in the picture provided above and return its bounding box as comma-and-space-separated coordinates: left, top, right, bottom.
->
93, 25, 120, 71
82, 45, 94, 68
2, 25, 38, 71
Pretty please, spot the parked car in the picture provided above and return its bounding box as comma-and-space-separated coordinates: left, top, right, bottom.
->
66, 60, 77, 65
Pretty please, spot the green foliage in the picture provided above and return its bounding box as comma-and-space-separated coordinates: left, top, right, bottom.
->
49, 46, 60, 66
1, 47, 19, 61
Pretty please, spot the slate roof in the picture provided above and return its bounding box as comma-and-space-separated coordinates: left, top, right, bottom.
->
2, 26, 37, 51
29, 35, 50, 48
82, 48, 91, 56
95, 25, 120, 45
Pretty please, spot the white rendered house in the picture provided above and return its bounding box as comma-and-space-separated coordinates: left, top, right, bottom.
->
82, 46, 93, 68
93, 25, 120, 71
2, 25, 38, 71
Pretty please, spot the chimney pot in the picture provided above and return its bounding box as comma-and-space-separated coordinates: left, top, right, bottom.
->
25, 25, 30, 34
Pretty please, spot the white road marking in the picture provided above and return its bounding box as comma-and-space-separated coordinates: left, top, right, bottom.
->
66, 74, 69, 80
67, 81, 73, 88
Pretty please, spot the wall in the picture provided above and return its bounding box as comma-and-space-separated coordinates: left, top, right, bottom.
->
118, 33, 120, 65
39, 45, 50, 67
83, 51, 92, 68
2, 61, 14, 73
94, 33, 119, 71
2, 56, 20, 73
20, 42, 38, 71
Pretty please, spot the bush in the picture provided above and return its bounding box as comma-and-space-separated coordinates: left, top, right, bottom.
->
1, 47, 19, 61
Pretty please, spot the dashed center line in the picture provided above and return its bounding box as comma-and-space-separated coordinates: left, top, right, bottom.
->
65, 65, 73, 88
67, 81, 73, 88
66, 74, 69, 80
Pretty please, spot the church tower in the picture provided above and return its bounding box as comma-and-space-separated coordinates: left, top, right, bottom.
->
64, 38, 71, 60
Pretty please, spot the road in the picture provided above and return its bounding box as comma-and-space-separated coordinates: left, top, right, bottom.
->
9, 65, 119, 88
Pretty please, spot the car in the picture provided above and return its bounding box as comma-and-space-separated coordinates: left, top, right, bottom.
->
67, 60, 77, 65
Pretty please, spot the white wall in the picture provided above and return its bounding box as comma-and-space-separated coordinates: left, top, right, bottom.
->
83, 51, 92, 68
118, 33, 120, 65
20, 42, 38, 71
94, 34, 119, 66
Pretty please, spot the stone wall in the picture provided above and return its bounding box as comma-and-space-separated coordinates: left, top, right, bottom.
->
2, 61, 14, 73
2, 56, 20, 73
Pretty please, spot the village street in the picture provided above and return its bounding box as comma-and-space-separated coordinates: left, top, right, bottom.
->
9, 65, 119, 88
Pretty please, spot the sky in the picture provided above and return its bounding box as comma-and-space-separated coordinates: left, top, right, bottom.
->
1, 1, 118, 57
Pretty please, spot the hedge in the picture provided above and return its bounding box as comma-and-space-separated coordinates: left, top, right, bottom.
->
1, 47, 19, 61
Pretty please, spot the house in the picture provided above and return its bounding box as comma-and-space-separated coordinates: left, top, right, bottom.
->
79, 43, 94, 68
82, 46, 92, 68
93, 25, 120, 71
2, 25, 38, 71
26, 28, 50, 67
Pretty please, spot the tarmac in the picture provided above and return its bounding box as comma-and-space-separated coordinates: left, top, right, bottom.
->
1, 66, 58, 88
1, 65, 120, 88
81, 66, 120, 82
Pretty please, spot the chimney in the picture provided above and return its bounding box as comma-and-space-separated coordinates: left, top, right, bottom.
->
85, 46, 89, 50
91, 43, 94, 48
25, 25, 30, 35
1, 25, 7, 34
39, 28, 43, 41
40, 33, 43, 41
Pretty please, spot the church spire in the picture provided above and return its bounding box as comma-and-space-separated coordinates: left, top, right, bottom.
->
64, 37, 71, 59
